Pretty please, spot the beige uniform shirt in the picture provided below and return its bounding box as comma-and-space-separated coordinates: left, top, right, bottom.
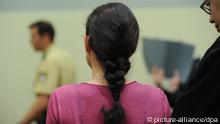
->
34, 45, 75, 95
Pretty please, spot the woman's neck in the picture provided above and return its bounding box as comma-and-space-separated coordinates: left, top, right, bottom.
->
92, 66, 109, 85
87, 57, 132, 86
86, 60, 108, 85
88, 65, 133, 86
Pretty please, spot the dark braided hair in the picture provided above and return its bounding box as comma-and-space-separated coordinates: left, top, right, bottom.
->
86, 3, 139, 124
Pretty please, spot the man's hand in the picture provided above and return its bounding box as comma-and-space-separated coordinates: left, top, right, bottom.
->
151, 66, 165, 87
169, 70, 181, 93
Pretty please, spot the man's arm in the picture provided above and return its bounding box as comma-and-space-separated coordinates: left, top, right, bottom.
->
21, 59, 59, 124
20, 95, 50, 124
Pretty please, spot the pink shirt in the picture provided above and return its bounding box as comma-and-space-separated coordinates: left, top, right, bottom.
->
46, 81, 171, 124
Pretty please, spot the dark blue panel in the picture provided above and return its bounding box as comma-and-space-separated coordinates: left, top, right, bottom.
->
143, 38, 195, 83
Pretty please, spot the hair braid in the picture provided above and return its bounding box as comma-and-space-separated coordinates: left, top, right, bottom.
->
102, 57, 130, 124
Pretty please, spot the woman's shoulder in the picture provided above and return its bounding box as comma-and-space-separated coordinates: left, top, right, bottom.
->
54, 81, 164, 95
52, 83, 87, 99
129, 81, 163, 93
128, 82, 170, 112
132, 82, 171, 117
52, 81, 166, 102
127, 81, 167, 100
52, 82, 107, 98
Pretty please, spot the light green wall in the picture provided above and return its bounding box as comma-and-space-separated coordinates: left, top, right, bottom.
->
0, 7, 219, 123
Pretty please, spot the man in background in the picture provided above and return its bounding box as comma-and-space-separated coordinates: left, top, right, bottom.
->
172, 0, 220, 121
20, 21, 75, 124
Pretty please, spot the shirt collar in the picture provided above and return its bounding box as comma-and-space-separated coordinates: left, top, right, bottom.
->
42, 44, 54, 60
